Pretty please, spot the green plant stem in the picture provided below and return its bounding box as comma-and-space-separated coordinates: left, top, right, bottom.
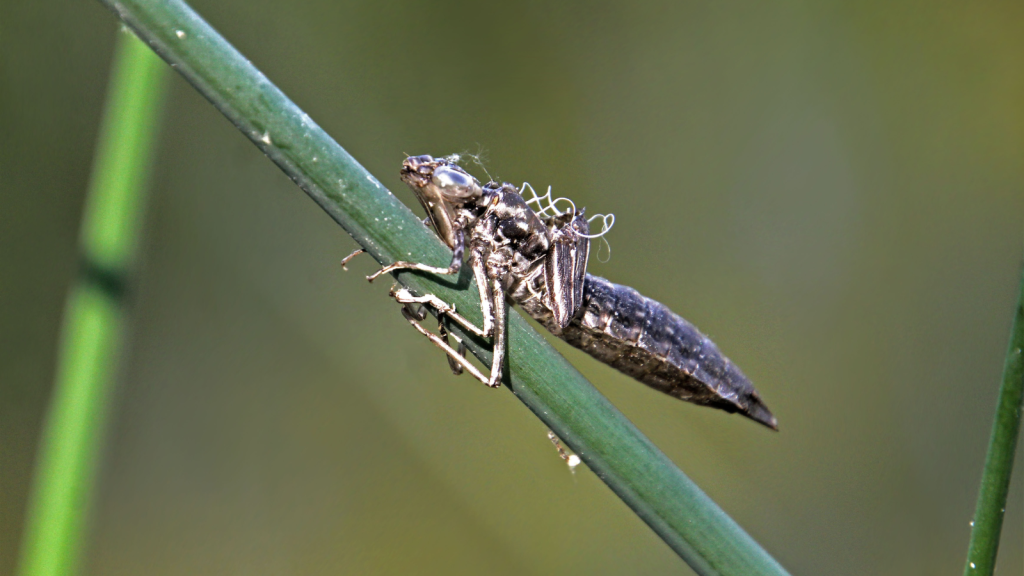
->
95, 1, 789, 574
964, 264, 1024, 576
17, 31, 167, 576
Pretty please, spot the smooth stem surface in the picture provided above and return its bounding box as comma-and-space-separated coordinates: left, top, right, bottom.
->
17, 31, 167, 576
95, 1, 789, 574
964, 263, 1024, 576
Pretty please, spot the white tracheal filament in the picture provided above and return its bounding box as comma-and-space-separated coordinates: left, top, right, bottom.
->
519, 182, 615, 239
520, 182, 616, 262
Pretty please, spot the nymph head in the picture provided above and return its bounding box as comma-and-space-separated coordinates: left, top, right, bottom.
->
400, 155, 483, 205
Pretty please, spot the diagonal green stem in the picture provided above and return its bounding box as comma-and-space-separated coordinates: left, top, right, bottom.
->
963, 263, 1024, 576
17, 31, 168, 576
94, 1, 789, 573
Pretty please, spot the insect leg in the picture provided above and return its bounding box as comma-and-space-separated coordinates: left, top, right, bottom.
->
392, 291, 491, 385
401, 300, 428, 321
392, 287, 472, 376
340, 248, 366, 270
486, 276, 507, 388
390, 281, 504, 388
367, 227, 465, 282
390, 287, 489, 339
391, 286, 510, 387
470, 247, 495, 337
438, 320, 466, 376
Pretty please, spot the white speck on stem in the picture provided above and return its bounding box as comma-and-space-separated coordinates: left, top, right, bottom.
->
260, 132, 271, 145
970, 562, 975, 569
969, 520, 974, 526
175, 30, 186, 39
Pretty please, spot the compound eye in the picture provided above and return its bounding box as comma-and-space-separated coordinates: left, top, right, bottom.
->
431, 166, 476, 195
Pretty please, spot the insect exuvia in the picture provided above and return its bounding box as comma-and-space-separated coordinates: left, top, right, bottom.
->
349, 154, 777, 430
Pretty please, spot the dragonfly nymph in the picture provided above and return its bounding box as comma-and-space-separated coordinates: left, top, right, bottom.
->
356, 154, 777, 430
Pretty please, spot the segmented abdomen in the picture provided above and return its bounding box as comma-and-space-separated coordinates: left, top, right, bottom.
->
560, 275, 777, 429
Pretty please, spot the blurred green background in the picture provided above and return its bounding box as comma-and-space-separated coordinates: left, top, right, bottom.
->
2, 1, 1022, 574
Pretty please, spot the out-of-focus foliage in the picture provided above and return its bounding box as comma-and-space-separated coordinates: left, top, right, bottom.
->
1, 1, 1021, 575
16, 31, 168, 576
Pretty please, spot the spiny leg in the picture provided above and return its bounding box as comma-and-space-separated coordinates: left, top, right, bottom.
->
343, 247, 462, 366
367, 227, 465, 283
470, 247, 495, 337
392, 288, 470, 376
390, 287, 489, 339
344, 247, 487, 340
340, 248, 366, 270
389, 286, 504, 387
438, 321, 467, 376
396, 299, 491, 385
485, 276, 507, 388
345, 236, 495, 385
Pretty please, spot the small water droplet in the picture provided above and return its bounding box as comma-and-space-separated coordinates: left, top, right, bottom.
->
175, 30, 186, 39
970, 562, 975, 569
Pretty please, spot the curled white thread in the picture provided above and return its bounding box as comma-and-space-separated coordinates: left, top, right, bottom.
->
585, 213, 616, 240
587, 213, 615, 263
520, 182, 616, 261
520, 182, 578, 220
520, 183, 615, 237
